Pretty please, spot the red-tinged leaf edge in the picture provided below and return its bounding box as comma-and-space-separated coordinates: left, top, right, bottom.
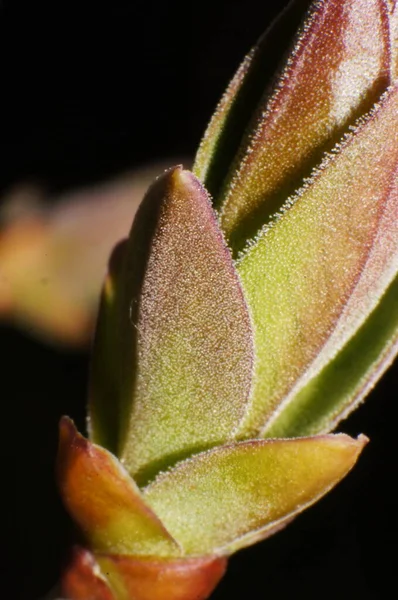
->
97, 554, 227, 600
59, 546, 227, 600
193, 0, 313, 200
218, 0, 391, 252
117, 166, 254, 483
60, 547, 114, 600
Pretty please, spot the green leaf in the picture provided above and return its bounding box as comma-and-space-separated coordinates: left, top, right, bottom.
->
57, 417, 181, 557
235, 86, 398, 437
192, 0, 313, 200
143, 434, 367, 555
113, 167, 254, 483
264, 273, 398, 437
263, 161, 398, 436
215, 0, 390, 252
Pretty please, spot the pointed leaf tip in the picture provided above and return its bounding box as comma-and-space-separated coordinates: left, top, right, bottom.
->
144, 434, 367, 556
193, 0, 315, 198
57, 417, 180, 557
117, 167, 254, 482
216, 0, 390, 250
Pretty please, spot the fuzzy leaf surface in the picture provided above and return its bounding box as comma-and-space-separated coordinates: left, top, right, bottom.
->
263, 153, 398, 435
117, 167, 253, 483
143, 434, 366, 555
216, 0, 390, 251
265, 273, 398, 436
235, 86, 398, 436
57, 418, 180, 557
193, 0, 313, 199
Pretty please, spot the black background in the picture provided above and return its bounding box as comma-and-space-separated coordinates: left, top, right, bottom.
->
2, 1, 397, 599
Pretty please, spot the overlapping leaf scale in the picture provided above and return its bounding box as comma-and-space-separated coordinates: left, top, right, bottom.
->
116, 167, 253, 483
215, 0, 390, 252
234, 86, 398, 437
57, 418, 180, 557
143, 435, 366, 556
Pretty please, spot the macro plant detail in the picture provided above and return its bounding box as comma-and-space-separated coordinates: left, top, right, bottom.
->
55, 1, 398, 599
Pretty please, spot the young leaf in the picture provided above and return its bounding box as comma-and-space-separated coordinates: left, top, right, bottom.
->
57, 418, 180, 557
193, 0, 313, 199
216, 0, 390, 251
265, 159, 398, 434
235, 86, 398, 436
143, 435, 367, 555
115, 167, 253, 483
264, 274, 398, 437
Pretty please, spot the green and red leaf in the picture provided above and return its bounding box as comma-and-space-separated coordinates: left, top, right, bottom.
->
265, 274, 398, 437
193, 0, 314, 198
111, 167, 254, 482
200, 0, 390, 251
143, 434, 366, 555
263, 156, 398, 436
235, 85, 398, 436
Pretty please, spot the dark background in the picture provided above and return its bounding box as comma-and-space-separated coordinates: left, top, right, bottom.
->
1, 1, 396, 599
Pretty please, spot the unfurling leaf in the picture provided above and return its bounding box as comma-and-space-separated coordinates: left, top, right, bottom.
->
144, 434, 366, 555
